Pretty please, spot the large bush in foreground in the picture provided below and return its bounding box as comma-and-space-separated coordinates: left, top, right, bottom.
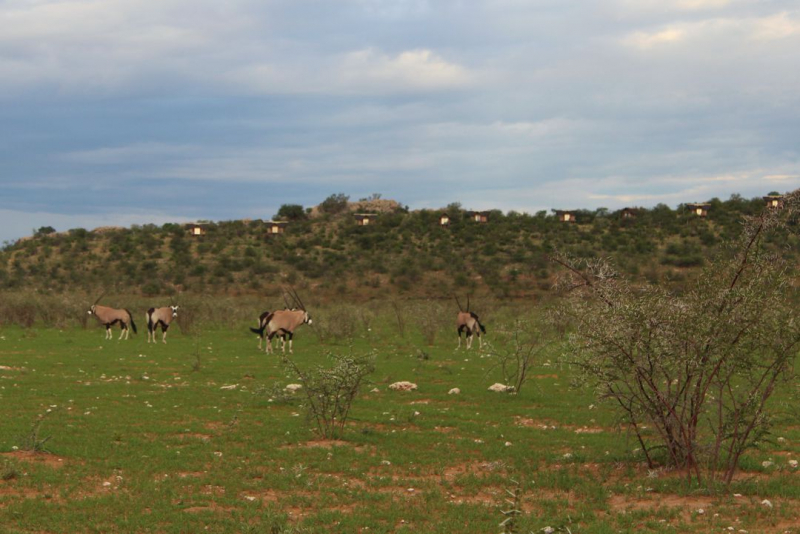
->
554, 189, 800, 485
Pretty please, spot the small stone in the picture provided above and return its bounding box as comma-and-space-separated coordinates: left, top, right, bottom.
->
388, 381, 417, 392
448, 388, 460, 395
761, 499, 773, 509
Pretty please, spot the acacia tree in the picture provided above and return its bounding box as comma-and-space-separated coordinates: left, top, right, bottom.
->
553, 189, 800, 485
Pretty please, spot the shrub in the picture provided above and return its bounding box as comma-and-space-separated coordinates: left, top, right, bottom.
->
276, 204, 307, 221
553, 190, 800, 485
319, 193, 349, 215
285, 352, 375, 439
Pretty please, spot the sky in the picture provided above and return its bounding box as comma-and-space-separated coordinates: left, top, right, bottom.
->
1, 0, 798, 244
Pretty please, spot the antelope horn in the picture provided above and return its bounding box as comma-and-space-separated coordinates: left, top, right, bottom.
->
454, 295, 464, 312
93, 291, 106, 306
289, 286, 306, 311
467, 294, 470, 312
282, 289, 293, 309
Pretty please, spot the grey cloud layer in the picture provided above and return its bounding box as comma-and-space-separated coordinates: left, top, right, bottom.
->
0, 0, 798, 242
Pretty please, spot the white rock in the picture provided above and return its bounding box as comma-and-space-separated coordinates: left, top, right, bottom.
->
542, 527, 555, 534
220, 384, 238, 390
788, 459, 798, 468
370, 388, 380, 393
284, 384, 303, 393
448, 388, 460, 395
762, 460, 774, 468
388, 381, 418, 392
761, 499, 773, 509
488, 383, 514, 393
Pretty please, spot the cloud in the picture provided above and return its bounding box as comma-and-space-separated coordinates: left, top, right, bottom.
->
750, 11, 800, 40
615, 0, 732, 14
337, 48, 472, 92
623, 27, 686, 49
228, 48, 473, 96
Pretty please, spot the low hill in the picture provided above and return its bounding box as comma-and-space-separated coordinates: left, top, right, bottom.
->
0, 194, 795, 300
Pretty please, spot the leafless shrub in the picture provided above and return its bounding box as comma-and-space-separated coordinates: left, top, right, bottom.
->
415, 300, 447, 346
356, 306, 376, 337
313, 305, 359, 344
553, 189, 800, 485
175, 304, 198, 335
390, 301, 406, 338
18, 410, 56, 453
485, 320, 546, 394
285, 351, 375, 440
0, 291, 37, 328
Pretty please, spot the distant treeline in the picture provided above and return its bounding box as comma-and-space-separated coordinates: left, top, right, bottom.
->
0, 193, 796, 299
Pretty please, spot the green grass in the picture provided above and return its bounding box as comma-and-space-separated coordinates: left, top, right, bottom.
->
1, 318, 799, 533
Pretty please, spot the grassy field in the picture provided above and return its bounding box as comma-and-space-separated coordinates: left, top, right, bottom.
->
1, 310, 799, 533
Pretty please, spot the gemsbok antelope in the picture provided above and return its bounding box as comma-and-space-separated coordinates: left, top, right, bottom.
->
455, 295, 486, 350
146, 305, 179, 344
250, 310, 288, 350
262, 288, 313, 354
87, 295, 137, 340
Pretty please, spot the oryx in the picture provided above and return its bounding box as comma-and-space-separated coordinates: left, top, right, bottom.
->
87, 294, 137, 340
146, 305, 179, 344
262, 288, 312, 354
250, 310, 287, 350
455, 295, 486, 350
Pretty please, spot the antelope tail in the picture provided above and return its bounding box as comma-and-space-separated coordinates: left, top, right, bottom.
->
126, 310, 138, 334
470, 312, 486, 334
250, 326, 265, 336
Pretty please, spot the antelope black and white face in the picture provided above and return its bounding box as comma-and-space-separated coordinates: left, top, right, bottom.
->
170, 305, 179, 318
304, 311, 312, 325
87, 305, 96, 315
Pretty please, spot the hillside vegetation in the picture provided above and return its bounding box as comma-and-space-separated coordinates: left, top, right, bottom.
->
0, 193, 795, 300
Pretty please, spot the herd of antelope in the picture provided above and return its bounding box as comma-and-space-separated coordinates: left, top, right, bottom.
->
87, 288, 486, 351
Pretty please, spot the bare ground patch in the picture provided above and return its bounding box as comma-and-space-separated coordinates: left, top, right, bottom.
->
175, 433, 213, 442
514, 416, 607, 434
181, 502, 237, 514
1, 451, 67, 469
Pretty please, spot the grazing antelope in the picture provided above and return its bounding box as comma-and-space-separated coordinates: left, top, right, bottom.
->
250, 310, 288, 350
146, 305, 179, 344
87, 295, 137, 340
455, 295, 486, 350
262, 288, 312, 354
